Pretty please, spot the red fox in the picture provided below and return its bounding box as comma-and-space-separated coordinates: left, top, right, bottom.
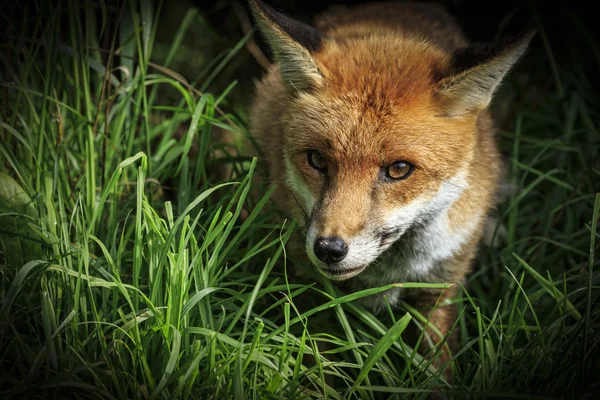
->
247, 0, 533, 379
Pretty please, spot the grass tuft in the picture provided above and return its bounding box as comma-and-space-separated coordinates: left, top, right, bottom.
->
0, 1, 599, 399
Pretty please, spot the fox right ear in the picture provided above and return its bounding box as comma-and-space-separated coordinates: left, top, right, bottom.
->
249, 0, 325, 92
437, 31, 535, 116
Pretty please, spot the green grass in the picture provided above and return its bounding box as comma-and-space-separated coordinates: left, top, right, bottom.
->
1, 1, 599, 399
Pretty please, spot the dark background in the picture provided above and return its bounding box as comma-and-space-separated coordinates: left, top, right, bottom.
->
198, 0, 596, 35
193, 0, 598, 46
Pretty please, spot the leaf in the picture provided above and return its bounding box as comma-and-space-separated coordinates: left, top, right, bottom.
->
348, 313, 412, 395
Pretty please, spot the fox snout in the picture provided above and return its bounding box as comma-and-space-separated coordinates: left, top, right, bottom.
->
306, 222, 384, 280
301, 171, 385, 279
305, 204, 385, 280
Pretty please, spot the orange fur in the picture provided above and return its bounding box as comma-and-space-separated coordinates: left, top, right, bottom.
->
247, 0, 532, 383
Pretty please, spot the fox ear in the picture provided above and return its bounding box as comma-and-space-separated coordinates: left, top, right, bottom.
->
249, 0, 325, 91
437, 31, 535, 116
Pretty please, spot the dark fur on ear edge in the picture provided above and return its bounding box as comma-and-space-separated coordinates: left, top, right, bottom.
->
452, 30, 537, 75
249, 0, 326, 91
437, 30, 535, 116
250, 0, 325, 53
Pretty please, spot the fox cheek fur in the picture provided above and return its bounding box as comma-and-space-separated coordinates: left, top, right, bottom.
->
248, 0, 533, 380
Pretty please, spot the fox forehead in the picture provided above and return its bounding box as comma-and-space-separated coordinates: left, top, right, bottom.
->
316, 33, 450, 99
281, 35, 475, 172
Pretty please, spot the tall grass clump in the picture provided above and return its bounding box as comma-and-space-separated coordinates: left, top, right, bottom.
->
0, 1, 599, 399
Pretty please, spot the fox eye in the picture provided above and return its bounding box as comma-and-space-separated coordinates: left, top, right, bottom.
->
386, 161, 414, 180
307, 150, 328, 173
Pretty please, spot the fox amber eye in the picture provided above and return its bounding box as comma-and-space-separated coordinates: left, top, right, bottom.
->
386, 161, 414, 180
307, 150, 328, 172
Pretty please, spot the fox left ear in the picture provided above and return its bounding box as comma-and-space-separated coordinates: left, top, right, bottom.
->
249, 0, 325, 92
437, 31, 535, 116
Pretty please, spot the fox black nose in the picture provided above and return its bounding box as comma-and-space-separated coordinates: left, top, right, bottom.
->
314, 237, 348, 264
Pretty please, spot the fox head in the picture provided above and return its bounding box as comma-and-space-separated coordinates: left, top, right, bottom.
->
250, 1, 533, 280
